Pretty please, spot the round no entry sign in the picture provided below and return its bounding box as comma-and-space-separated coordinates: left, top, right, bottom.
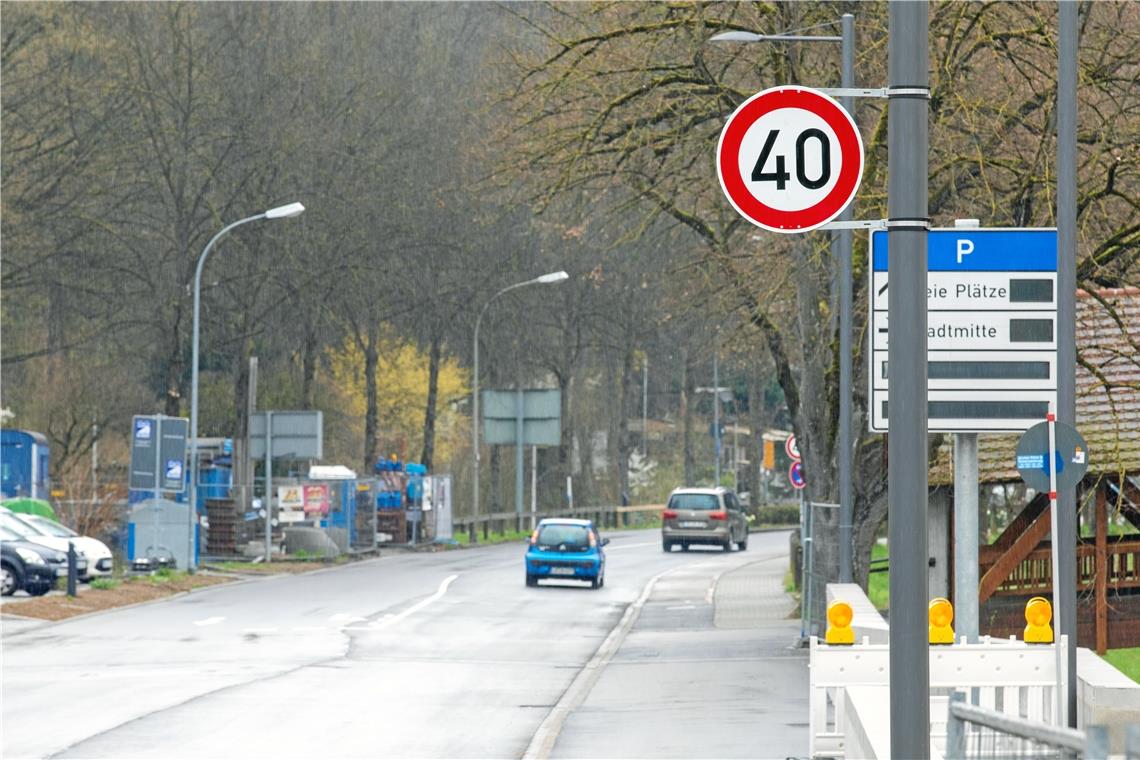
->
717, 86, 864, 233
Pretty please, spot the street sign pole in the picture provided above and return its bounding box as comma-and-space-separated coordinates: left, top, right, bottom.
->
953, 219, 980, 642
1047, 405, 1064, 726
888, 3, 930, 757
1057, 0, 1079, 726
837, 11, 855, 585
153, 415, 162, 559
264, 411, 273, 563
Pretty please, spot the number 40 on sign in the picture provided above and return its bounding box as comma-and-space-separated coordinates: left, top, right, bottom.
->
717, 86, 864, 234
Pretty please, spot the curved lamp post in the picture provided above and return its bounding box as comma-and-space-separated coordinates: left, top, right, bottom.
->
711, 16, 856, 585
188, 202, 304, 568
471, 271, 569, 528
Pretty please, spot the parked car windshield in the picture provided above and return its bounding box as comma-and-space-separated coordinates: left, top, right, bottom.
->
0, 525, 25, 541
25, 516, 75, 538
0, 512, 38, 538
535, 524, 590, 549
667, 493, 720, 511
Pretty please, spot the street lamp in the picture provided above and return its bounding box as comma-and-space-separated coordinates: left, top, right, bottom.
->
712, 14, 856, 583
471, 271, 569, 525
188, 202, 304, 568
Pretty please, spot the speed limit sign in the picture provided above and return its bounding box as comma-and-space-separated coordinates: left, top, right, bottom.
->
717, 86, 863, 234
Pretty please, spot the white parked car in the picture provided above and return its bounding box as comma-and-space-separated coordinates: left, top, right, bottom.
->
22, 514, 114, 580
0, 509, 94, 580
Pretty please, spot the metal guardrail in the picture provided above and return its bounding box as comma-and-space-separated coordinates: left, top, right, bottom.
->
452, 504, 663, 543
945, 692, 1106, 760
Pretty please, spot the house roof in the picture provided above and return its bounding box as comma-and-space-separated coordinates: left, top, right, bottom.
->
930, 288, 1140, 485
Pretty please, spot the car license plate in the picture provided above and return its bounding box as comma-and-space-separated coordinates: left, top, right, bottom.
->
56, 568, 68, 577
550, 567, 576, 576
679, 521, 704, 528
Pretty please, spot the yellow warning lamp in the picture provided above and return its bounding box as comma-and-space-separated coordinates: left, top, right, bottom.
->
928, 598, 955, 644
1024, 596, 1054, 643
825, 600, 855, 645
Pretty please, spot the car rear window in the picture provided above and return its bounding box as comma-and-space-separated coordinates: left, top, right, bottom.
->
535, 524, 590, 549
667, 493, 720, 510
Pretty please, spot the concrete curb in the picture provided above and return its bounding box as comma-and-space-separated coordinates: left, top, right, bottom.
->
523, 566, 675, 759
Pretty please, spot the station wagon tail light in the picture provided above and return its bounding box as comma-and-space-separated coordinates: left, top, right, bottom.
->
709, 511, 728, 520
663, 509, 678, 519
529, 529, 539, 546
588, 532, 597, 547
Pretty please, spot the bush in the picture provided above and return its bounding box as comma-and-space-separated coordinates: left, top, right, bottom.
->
90, 577, 120, 591
754, 504, 800, 526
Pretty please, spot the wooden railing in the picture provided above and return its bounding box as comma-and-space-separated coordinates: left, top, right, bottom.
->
452, 504, 663, 544
979, 536, 1140, 597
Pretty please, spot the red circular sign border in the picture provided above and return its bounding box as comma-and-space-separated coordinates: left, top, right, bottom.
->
717, 86, 864, 233
785, 434, 801, 461
789, 460, 806, 490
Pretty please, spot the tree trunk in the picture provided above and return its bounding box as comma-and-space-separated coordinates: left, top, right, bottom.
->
420, 332, 441, 470
490, 445, 502, 514
681, 349, 695, 486
301, 330, 318, 409
616, 347, 635, 505
363, 324, 380, 472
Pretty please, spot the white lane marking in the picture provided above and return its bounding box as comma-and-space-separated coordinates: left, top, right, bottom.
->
329, 613, 367, 624
346, 575, 459, 633
242, 627, 279, 635
666, 605, 697, 611
193, 617, 225, 627
602, 542, 657, 551
291, 626, 326, 633
523, 567, 675, 760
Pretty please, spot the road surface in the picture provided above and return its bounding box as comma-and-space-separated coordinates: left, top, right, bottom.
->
1, 528, 807, 759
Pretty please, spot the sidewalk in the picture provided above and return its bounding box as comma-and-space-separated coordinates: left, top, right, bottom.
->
552, 550, 809, 759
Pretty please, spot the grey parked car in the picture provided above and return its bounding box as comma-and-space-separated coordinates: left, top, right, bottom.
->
661, 487, 748, 552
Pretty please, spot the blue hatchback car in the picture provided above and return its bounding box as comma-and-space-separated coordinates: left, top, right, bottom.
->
525, 518, 608, 589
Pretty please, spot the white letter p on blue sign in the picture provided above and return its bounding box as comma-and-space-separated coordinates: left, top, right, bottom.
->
956, 238, 975, 264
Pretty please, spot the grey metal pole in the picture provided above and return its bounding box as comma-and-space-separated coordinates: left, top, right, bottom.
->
837, 11, 856, 585
190, 212, 267, 570
1057, 0, 1079, 727
153, 415, 162, 566
713, 354, 721, 486
953, 432, 979, 640
264, 411, 272, 562
953, 218, 981, 642
531, 444, 538, 530
516, 387, 525, 518
91, 418, 98, 507
471, 275, 567, 525
472, 319, 481, 527
888, 2, 930, 757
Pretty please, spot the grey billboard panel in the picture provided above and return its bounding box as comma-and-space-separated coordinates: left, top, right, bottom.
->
483, 419, 561, 447
482, 389, 561, 420
249, 411, 323, 459
130, 415, 188, 492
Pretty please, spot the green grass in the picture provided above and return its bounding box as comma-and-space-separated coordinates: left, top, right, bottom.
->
1101, 647, 1140, 683
455, 528, 532, 546
784, 569, 796, 594
867, 542, 890, 611
90, 577, 120, 590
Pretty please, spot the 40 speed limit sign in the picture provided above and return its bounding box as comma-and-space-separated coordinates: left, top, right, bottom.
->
717, 86, 864, 234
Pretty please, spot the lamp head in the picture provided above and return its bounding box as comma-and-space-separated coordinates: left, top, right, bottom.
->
709, 31, 763, 42
536, 271, 570, 285
265, 202, 305, 219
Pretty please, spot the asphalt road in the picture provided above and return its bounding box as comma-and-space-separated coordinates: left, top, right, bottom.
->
1, 528, 806, 759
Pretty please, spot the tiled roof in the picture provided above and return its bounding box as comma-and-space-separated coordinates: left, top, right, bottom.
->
930, 288, 1140, 485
